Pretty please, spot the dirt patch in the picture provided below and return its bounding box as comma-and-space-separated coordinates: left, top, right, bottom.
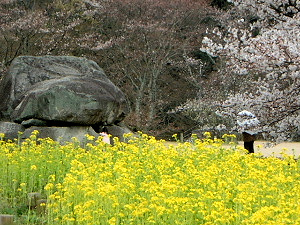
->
246, 141, 300, 158
165, 140, 300, 158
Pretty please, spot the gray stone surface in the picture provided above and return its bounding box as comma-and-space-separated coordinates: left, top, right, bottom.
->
106, 124, 132, 142
0, 121, 25, 140
0, 214, 14, 225
22, 126, 99, 144
12, 76, 126, 125
0, 56, 128, 125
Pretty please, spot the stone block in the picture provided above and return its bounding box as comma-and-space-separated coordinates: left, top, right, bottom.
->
36, 199, 47, 215
28, 192, 42, 207
0, 121, 24, 140
22, 126, 99, 144
0, 215, 14, 225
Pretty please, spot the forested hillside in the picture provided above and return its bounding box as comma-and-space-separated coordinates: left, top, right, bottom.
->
1, 0, 299, 141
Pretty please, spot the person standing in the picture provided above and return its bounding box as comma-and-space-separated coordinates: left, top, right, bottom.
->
100, 127, 111, 144
242, 131, 256, 153
237, 110, 260, 153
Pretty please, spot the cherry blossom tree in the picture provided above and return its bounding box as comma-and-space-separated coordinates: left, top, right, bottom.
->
183, 0, 300, 142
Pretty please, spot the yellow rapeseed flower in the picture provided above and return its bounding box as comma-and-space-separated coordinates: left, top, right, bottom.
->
108, 217, 117, 225
203, 131, 211, 138
44, 183, 55, 191
30, 165, 37, 170
85, 134, 95, 141
2, 132, 298, 225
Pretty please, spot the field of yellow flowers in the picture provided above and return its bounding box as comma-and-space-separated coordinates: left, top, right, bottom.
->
0, 131, 299, 225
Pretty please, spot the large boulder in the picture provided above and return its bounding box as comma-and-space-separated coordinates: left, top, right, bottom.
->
12, 76, 126, 125
0, 56, 128, 125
